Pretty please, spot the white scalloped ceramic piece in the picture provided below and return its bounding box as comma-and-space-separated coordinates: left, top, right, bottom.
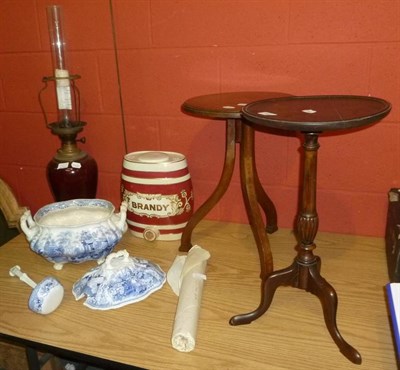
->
72, 250, 166, 310
20, 199, 128, 270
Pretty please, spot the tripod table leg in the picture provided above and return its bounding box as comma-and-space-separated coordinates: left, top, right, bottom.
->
307, 264, 362, 364
230, 262, 298, 326
179, 119, 237, 252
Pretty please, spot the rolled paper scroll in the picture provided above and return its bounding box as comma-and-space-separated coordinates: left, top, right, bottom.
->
167, 245, 210, 352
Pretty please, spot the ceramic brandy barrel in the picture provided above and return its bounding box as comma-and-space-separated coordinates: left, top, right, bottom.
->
121, 151, 194, 241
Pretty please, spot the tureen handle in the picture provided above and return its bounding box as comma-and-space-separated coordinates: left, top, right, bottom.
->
112, 201, 128, 233
105, 249, 130, 268
20, 210, 39, 241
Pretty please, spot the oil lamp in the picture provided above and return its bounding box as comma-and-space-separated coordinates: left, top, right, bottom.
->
39, 5, 97, 201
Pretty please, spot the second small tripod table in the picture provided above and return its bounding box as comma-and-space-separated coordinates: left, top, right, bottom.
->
179, 92, 290, 276
235, 95, 391, 364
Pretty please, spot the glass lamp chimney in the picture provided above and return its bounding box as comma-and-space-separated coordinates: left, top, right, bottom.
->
47, 5, 73, 127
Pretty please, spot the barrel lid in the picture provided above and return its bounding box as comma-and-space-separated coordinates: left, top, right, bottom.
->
124, 151, 185, 164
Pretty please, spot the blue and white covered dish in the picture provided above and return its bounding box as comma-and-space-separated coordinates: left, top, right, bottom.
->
20, 199, 128, 270
72, 250, 166, 310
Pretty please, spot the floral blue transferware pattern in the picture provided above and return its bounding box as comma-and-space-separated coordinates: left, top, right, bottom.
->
28, 276, 64, 314
20, 199, 128, 269
73, 250, 166, 310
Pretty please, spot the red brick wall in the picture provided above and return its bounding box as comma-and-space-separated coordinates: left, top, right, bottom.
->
0, 0, 399, 237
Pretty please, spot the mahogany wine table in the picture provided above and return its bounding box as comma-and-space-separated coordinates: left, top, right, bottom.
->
234, 95, 391, 364
179, 91, 290, 276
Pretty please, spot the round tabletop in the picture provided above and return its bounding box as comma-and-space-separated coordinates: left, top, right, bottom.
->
181, 91, 291, 120
242, 95, 391, 132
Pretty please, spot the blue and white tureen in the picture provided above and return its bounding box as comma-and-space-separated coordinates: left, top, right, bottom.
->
72, 249, 166, 310
20, 199, 128, 270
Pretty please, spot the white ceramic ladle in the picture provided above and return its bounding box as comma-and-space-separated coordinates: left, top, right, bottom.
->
9, 265, 64, 315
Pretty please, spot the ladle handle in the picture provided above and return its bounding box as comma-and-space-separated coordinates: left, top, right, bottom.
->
9, 265, 37, 289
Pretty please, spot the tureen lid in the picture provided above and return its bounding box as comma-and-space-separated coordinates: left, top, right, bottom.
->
72, 250, 166, 310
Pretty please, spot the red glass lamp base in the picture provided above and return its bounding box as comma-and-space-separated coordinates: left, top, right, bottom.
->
47, 153, 98, 201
